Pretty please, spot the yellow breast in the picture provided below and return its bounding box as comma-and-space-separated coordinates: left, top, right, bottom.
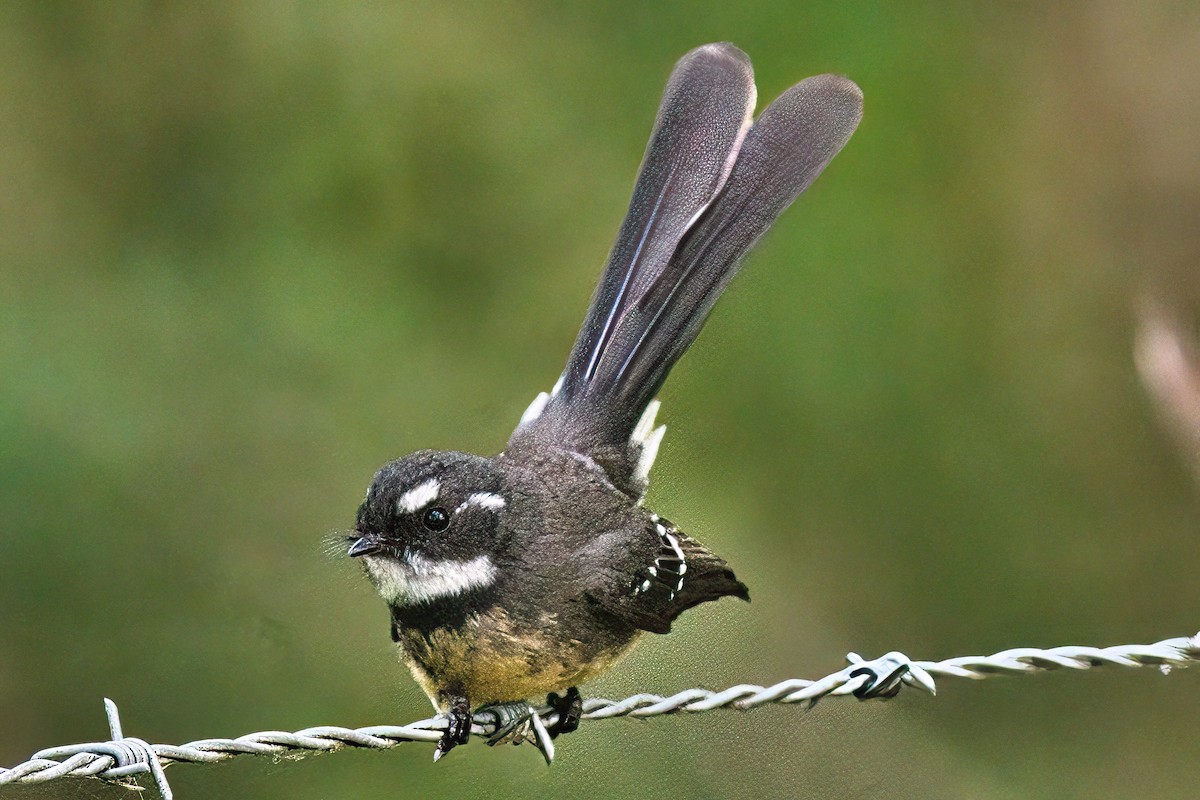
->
396, 607, 641, 708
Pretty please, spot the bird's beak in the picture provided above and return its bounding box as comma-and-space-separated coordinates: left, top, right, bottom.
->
347, 535, 382, 558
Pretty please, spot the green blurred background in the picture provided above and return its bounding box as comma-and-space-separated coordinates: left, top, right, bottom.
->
2, 2, 1198, 798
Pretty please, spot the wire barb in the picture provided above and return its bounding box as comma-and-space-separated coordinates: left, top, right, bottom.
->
2, 698, 175, 798
1, 630, 1195, 795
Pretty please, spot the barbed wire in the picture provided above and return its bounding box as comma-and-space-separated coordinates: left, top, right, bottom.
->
2, 630, 1196, 799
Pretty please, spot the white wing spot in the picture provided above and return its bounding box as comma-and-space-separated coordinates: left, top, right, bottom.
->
637, 520, 689, 598
663, 532, 685, 564
397, 479, 440, 514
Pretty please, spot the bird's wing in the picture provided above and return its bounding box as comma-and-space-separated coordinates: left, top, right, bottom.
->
583, 516, 748, 635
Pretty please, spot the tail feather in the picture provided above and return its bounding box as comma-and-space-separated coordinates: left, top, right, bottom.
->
562, 43, 756, 399
588, 73, 864, 433
509, 46, 862, 499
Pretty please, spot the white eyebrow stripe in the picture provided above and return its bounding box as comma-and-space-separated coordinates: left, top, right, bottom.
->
397, 478, 440, 514
455, 492, 506, 513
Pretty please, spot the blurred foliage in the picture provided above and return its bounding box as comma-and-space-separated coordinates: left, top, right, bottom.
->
2, 2, 1199, 798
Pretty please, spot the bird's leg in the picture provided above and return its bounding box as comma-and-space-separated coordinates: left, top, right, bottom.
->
433, 694, 472, 762
546, 686, 583, 737
476, 700, 536, 746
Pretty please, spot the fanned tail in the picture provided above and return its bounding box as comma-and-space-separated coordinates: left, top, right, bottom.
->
510, 46, 862, 498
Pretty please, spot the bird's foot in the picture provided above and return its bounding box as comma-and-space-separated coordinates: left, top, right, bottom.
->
433, 695, 472, 762
546, 687, 583, 738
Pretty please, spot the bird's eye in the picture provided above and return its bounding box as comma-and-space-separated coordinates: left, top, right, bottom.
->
421, 507, 450, 532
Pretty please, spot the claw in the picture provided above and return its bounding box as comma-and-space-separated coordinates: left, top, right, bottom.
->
433, 695, 472, 762
528, 709, 555, 765
546, 687, 583, 738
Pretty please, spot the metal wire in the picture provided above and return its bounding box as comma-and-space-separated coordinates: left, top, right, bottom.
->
2, 630, 1196, 798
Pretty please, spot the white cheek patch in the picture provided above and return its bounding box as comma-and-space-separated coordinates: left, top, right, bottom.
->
397, 478, 440, 514
456, 492, 506, 513
363, 551, 498, 607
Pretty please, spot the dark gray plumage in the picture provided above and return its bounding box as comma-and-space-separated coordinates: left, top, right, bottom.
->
347, 42, 863, 761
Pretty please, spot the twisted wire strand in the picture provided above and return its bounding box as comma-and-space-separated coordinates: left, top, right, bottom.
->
2, 630, 1196, 798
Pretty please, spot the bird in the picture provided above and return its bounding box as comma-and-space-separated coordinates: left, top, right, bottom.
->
346, 42, 862, 761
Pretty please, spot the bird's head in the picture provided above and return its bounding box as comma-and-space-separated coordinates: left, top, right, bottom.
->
349, 450, 509, 607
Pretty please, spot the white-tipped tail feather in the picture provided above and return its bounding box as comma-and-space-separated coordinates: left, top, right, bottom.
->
519, 391, 551, 425
631, 400, 667, 489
